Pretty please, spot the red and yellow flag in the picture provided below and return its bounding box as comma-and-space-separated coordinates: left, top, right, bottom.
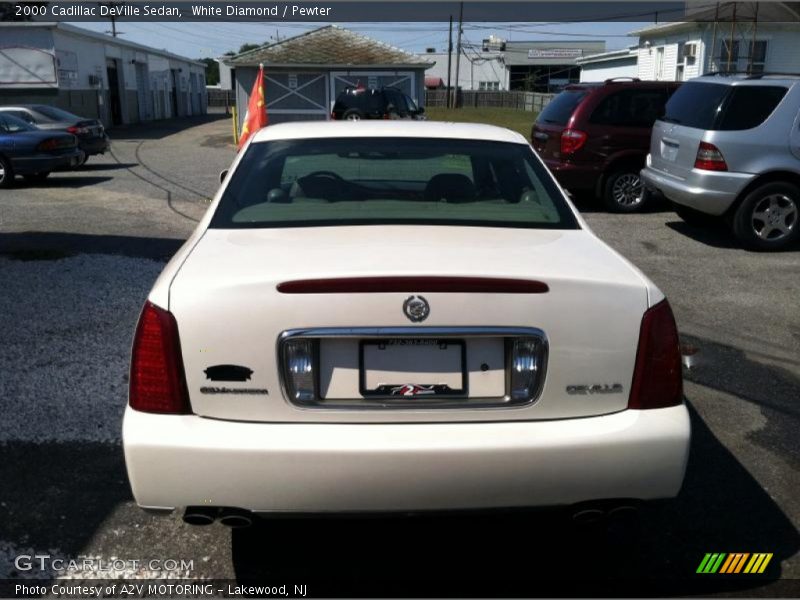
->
238, 65, 268, 151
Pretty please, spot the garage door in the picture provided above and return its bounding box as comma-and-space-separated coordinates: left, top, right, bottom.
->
264, 72, 328, 123
330, 72, 416, 110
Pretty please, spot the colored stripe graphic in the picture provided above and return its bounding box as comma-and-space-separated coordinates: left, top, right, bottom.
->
698, 553, 773, 574
698, 553, 727, 573
720, 553, 748, 573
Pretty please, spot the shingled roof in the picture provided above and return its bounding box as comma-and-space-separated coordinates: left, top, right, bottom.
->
225, 25, 434, 68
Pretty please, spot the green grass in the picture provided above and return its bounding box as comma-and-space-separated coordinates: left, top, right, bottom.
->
424, 107, 537, 139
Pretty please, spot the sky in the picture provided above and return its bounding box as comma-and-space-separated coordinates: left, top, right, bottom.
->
67, 21, 651, 59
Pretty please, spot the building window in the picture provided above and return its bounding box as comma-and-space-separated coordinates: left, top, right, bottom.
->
478, 81, 500, 91
654, 47, 665, 80
675, 42, 685, 81
717, 40, 767, 73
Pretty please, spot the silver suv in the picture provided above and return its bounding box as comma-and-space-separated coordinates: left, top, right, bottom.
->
641, 73, 800, 251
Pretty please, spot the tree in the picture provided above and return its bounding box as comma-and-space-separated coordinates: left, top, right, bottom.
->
199, 58, 219, 86
237, 43, 261, 54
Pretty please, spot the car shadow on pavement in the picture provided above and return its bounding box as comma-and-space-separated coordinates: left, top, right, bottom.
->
106, 114, 228, 142
681, 333, 800, 466
569, 192, 673, 215
666, 220, 744, 249
0, 442, 131, 576
230, 403, 799, 596
76, 162, 139, 171
0, 231, 185, 262
14, 176, 113, 189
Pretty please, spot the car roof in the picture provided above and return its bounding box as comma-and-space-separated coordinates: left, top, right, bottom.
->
251, 121, 530, 145
564, 79, 679, 92
694, 73, 800, 86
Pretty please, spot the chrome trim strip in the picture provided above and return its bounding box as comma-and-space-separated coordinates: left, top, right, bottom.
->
280, 326, 546, 339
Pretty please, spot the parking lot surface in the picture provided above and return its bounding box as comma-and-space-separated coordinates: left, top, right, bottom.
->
1, 115, 798, 594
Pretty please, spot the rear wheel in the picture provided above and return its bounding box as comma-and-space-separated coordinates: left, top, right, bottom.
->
343, 109, 363, 121
673, 203, 716, 226
77, 151, 89, 167
732, 181, 799, 251
23, 172, 51, 182
603, 169, 649, 213
0, 155, 13, 189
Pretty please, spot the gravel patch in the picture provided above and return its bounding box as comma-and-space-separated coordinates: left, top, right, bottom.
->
0, 255, 163, 443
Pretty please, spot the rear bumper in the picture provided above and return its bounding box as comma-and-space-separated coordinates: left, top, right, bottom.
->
78, 136, 110, 155
123, 404, 691, 513
11, 151, 81, 174
641, 165, 754, 216
542, 158, 601, 192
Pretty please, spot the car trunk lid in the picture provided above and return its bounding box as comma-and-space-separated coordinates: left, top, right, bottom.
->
168, 226, 650, 424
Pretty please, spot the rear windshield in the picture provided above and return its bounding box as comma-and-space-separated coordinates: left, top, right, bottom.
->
34, 105, 80, 122
210, 138, 578, 230
662, 82, 729, 129
536, 90, 588, 125
661, 82, 787, 130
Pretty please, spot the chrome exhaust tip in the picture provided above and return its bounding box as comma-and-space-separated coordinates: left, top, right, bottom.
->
572, 508, 605, 525
182, 506, 218, 526
218, 508, 253, 528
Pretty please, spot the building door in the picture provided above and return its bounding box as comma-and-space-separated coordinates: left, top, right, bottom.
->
170, 69, 180, 117
260, 71, 328, 123
105, 58, 123, 126
135, 62, 152, 121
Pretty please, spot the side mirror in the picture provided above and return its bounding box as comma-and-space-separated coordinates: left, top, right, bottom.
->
219, 169, 228, 184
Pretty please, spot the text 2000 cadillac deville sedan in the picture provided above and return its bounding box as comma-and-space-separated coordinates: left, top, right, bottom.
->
123, 121, 690, 526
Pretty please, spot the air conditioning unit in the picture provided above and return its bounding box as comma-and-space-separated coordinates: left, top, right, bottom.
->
683, 43, 697, 58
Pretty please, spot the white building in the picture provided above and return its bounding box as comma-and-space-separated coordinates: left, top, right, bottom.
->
633, 7, 800, 81
0, 22, 207, 126
577, 47, 639, 82
423, 47, 508, 91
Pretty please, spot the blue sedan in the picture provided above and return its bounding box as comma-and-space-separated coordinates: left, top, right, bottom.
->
0, 113, 82, 188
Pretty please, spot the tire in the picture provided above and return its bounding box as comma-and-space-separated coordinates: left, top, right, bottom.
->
23, 172, 51, 182
603, 168, 649, 213
77, 152, 89, 167
0, 155, 13, 189
731, 181, 800, 251
342, 109, 363, 121
673, 202, 716, 226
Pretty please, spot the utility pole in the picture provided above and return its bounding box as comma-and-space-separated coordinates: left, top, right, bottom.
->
709, 2, 720, 72
446, 16, 453, 108
98, 2, 125, 37
748, 2, 759, 74
453, 1, 463, 109
727, 2, 737, 72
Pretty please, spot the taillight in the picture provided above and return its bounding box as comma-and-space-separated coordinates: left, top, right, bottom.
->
67, 125, 89, 135
129, 300, 190, 414
36, 138, 59, 151
560, 129, 587, 155
628, 300, 683, 410
280, 338, 318, 403
508, 337, 547, 402
694, 141, 727, 171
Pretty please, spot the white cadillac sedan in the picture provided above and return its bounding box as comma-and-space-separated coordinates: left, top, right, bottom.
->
123, 121, 690, 527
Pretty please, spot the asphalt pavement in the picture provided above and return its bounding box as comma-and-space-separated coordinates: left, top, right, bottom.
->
0, 114, 797, 596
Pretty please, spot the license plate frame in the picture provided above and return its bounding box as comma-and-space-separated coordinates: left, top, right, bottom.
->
359, 338, 468, 399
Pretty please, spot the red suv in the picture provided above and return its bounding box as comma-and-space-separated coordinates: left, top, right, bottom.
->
531, 78, 680, 212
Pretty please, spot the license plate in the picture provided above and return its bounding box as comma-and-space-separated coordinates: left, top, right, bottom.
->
660, 139, 679, 162
360, 339, 467, 398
